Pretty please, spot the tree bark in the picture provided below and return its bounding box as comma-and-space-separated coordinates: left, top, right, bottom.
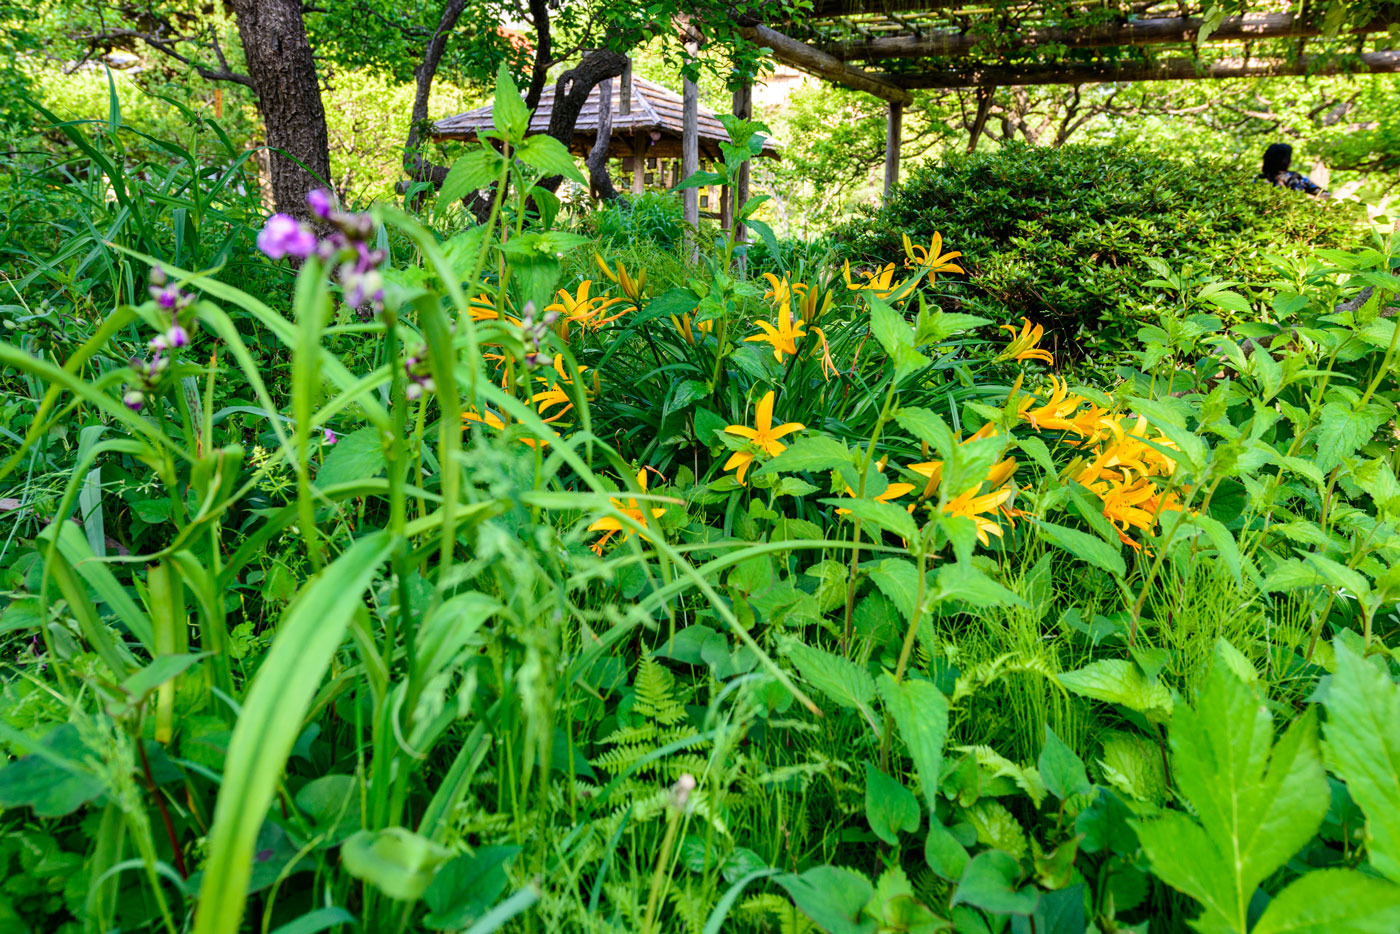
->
536, 48, 629, 193
586, 77, 622, 200
524, 0, 553, 111
228, 0, 332, 218
403, 0, 469, 191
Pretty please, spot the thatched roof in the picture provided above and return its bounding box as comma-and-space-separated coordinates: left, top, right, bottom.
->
432, 76, 780, 162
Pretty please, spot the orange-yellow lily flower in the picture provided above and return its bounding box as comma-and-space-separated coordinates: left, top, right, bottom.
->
595, 254, 647, 303
998, 317, 1054, 365
745, 305, 807, 363
943, 484, 1013, 545
587, 468, 667, 554
722, 390, 804, 485
842, 260, 903, 299
901, 232, 965, 279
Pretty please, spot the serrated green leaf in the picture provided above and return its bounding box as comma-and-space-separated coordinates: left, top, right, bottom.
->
782, 638, 877, 726
1323, 639, 1400, 885
436, 149, 500, 213
1056, 659, 1172, 720
1134, 640, 1329, 934
952, 850, 1038, 916
1250, 869, 1400, 934
877, 674, 949, 813
758, 435, 854, 476
1034, 519, 1126, 578
516, 134, 585, 185
1039, 724, 1091, 801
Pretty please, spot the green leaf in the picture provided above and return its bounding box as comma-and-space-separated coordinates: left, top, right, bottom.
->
758, 435, 853, 476
1134, 640, 1329, 934
1035, 519, 1126, 578
823, 497, 918, 543
515, 134, 585, 185
924, 820, 969, 881
492, 62, 530, 141
1039, 725, 1091, 801
895, 407, 957, 457
915, 310, 991, 345
934, 561, 1025, 609
424, 845, 519, 929
868, 558, 922, 623
342, 827, 453, 901
1056, 659, 1172, 721
317, 427, 385, 489
1250, 869, 1400, 934
673, 170, 726, 191
437, 149, 501, 213
953, 850, 1038, 916
1322, 639, 1400, 885
781, 638, 877, 724
193, 532, 395, 934
774, 866, 878, 934
865, 763, 921, 845
1315, 401, 1390, 471
1191, 514, 1243, 586
870, 296, 928, 381
877, 674, 949, 812
0, 724, 104, 818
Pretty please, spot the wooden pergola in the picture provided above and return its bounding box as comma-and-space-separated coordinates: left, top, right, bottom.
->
729, 0, 1400, 198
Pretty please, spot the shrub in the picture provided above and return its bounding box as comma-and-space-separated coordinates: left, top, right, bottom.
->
835, 142, 1365, 352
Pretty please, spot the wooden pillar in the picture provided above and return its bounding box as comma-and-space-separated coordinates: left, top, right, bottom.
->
682, 41, 700, 262
732, 79, 752, 273
884, 101, 903, 201
631, 134, 646, 195
720, 183, 732, 232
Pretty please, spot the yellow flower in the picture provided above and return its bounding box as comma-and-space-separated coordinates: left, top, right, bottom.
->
811, 325, 839, 380
670, 311, 714, 345
943, 484, 1013, 545
595, 254, 647, 303
901, 232, 964, 279
548, 281, 633, 332
469, 293, 521, 326
797, 283, 834, 323
587, 468, 667, 554
762, 273, 807, 307
1016, 377, 1107, 438
722, 390, 804, 485
462, 408, 552, 448
744, 305, 807, 363
835, 460, 915, 515
997, 317, 1054, 365
842, 260, 902, 299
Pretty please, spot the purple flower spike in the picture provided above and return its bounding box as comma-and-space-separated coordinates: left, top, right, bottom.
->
323, 428, 338, 445
257, 213, 317, 260
123, 390, 145, 412
307, 188, 334, 220
165, 325, 189, 348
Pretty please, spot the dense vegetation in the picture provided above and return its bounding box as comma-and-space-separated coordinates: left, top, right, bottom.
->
4, 67, 1400, 934
836, 145, 1366, 354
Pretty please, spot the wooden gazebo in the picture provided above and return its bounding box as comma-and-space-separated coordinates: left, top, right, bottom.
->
433, 76, 780, 204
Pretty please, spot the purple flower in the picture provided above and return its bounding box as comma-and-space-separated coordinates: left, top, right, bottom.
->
307, 188, 334, 220
165, 325, 189, 348
123, 390, 145, 411
257, 214, 317, 260
322, 428, 338, 445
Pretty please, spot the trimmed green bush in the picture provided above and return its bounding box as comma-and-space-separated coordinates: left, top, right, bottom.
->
835, 142, 1365, 352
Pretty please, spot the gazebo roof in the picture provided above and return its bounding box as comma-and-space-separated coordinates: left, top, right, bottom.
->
432, 76, 781, 161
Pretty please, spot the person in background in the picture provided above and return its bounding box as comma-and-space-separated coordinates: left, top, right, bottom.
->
1258, 142, 1326, 196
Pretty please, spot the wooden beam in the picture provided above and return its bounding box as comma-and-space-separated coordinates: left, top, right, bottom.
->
829, 13, 1400, 59
883, 101, 902, 200
739, 24, 913, 105
877, 50, 1400, 88
631, 132, 645, 195
619, 58, 632, 115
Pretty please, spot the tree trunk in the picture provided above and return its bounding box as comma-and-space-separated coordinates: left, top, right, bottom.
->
586, 77, 621, 200
537, 49, 629, 193
228, 0, 331, 218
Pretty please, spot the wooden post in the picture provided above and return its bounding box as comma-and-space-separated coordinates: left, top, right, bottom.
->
732, 79, 752, 273
631, 134, 646, 195
884, 101, 903, 201
682, 49, 700, 262
619, 59, 632, 115
720, 184, 732, 232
